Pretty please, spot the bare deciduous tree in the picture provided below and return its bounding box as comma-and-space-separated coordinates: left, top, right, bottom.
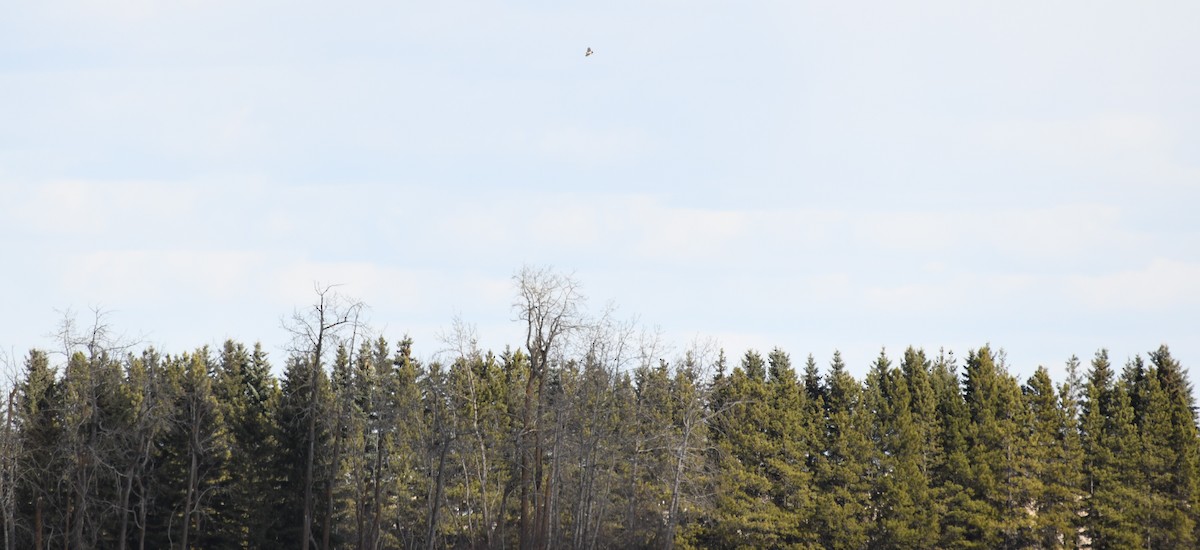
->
284, 283, 364, 550
513, 266, 584, 550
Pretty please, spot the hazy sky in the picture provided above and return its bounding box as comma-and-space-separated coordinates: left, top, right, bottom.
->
3, 1, 1198, 381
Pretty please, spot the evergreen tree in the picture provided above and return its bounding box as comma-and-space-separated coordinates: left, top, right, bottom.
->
1081, 350, 1145, 549
214, 341, 281, 549
117, 348, 170, 550
627, 357, 674, 547
1023, 365, 1082, 548
871, 349, 938, 548
813, 351, 873, 549
665, 348, 720, 550
446, 347, 511, 549
960, 346, 1035, 548
763, 348, 817, 547
704, 350, 784, 547
1148, 345, 1200, 544
1134, 346, 1199, 547
273, 354, 334, 548
929, 349, 978, 547
14, 350, 62, 550
173, 350, 233, 549
389, 337, 427, 548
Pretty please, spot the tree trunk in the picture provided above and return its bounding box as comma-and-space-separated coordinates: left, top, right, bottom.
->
182, 435, 198, 550
323, 415, 343, 550
117, 463, 135, 550
137, 475, 148, 550
664, 424, 692, 550
371, 435, 384, 550
71, 470, 85, 550
303, 379, 318, 550
426, 438, 449, 550
519, 372, 537, 550
34, 496, 43, 550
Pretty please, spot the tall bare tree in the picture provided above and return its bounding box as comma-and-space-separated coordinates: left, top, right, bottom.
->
513, 266, 584, 550
284, 284, 364, 550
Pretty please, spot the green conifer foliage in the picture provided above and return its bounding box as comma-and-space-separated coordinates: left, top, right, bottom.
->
705, 350, 783, 547
813, 351, 873, 550
872, 349, 938, 548
3, 308, 1200, 549
14, 350, 62, 550
764, 348, 817, 547
1132, 346, 1199, 548
1023, 365, 1082, 548
1081, 351, 1145, 549
215, 341, 281, 549
273, 354, 334, 547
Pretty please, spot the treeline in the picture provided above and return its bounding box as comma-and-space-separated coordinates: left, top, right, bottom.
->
0, 276, 1197, 549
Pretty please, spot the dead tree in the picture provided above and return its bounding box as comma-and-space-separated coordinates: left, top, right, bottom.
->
284, 284, 364, 550
513, 266, 583, 550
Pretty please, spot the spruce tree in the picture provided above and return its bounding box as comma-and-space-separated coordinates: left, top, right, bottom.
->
704, 350, 783, 547
1148, 345, 1200, 543
14, 350, 62, 550
214, 341, 281, 549
273, 354, 334, 547
813, 351, 873, 549
1081, 358, 1146, 549
961, 346, 1036, 548
764, 348, 817, 547
1023, 365, 1082, 548
928, 349, 979, 548
872, 349, 938, 548
1134, 347, 1199, 547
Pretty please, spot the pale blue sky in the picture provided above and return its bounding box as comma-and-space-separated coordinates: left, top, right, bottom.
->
3, 1, 1198, 381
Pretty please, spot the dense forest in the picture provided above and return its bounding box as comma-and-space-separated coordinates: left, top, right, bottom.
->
1, 270, 1197, 549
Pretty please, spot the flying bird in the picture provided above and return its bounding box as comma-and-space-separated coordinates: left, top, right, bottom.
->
585, 47, 593, 57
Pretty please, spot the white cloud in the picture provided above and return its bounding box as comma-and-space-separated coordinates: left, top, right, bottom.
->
522, 126, 656, 166
271, 261, 426, 310
985, 114, 1169, 156
4, 180, 202, 235
861, 272, 1039, 314
629, 198, 747, 260
1069, 259, 1200, 311
64, 249, 263, 303
980, 114, 1199, 187
845, 203, 1142, 264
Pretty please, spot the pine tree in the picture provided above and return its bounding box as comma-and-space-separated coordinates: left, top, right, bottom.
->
813, 351, 873, 549
704, 350, 784, 547
214, 341, 281, 548
928, 349, 978, 548
1081, 350, 1144, 549
170, 350, 233, 549
110, 348, 171, 550
1148, 345, 1200, 544
273, 353, 334, 548
627, 357, 674, 547
389, 337, 427, 548
763, 348, 817, 547
872, 349, 938, 548
14, 350, 63, 550
1134, 346, 1198, 547
1023, 365, 1082, 548
447, 347, 511, 548
665, 348, 720, 550
960, 346, 1035, 548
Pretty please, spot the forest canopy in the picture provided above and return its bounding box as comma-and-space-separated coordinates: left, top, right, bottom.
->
0, 271, 1196, 550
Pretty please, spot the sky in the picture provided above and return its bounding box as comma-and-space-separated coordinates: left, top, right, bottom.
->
2, 1, 1199, 383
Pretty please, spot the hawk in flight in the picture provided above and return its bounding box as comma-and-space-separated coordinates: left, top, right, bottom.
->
585, 47, 593, 57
